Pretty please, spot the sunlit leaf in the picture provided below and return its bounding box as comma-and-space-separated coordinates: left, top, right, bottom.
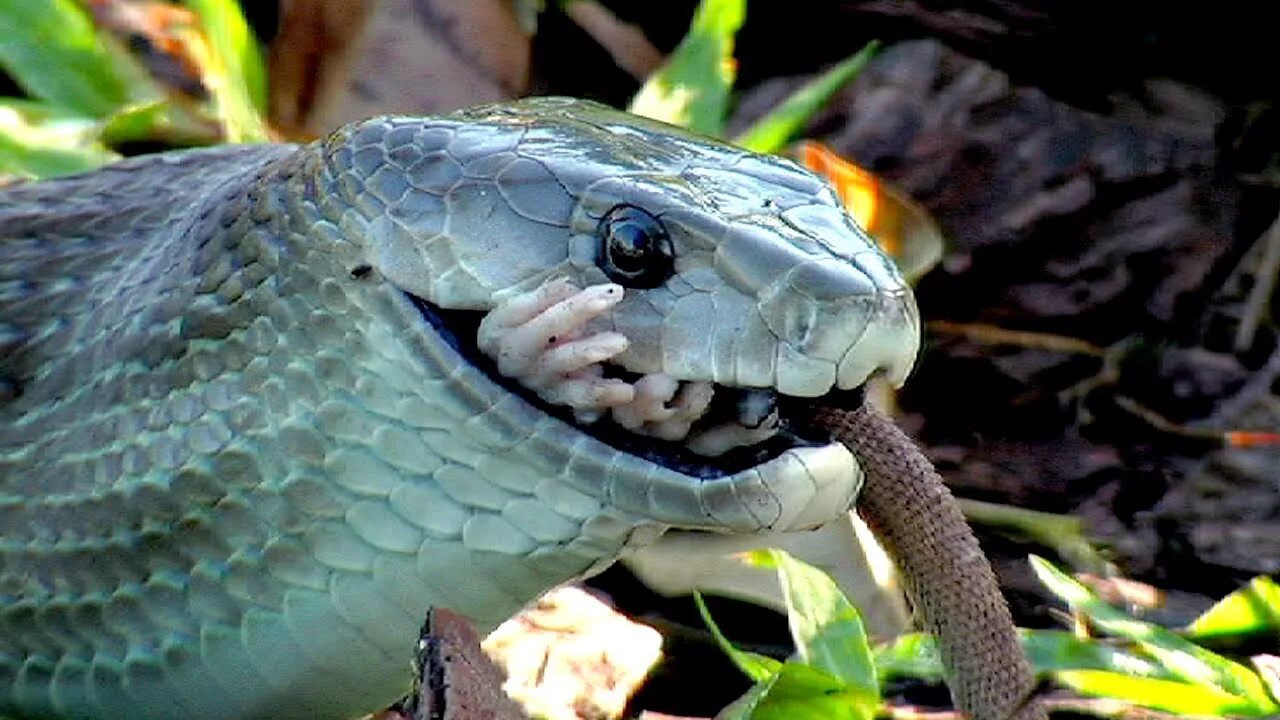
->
1021, 630, 1168, 679
0, 102, 117, 179
183, 0, 269, 142
723, 662, 877, 720
1057, 671, 1263, 716
873, 633, 945, 682
627, 0, 743, 135
734, 42, 878, 154
693, 591, 781, 683
792, 140, 943, 282
745, 549, 878, 697
875, 629, 1168, 684
0, 0, 153, 116
1253, 655, 1280, 706
1031, 556, 1279, 712
1186, 576, 1280, 641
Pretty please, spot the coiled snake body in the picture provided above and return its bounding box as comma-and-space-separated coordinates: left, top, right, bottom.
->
1, 98, 1038, 719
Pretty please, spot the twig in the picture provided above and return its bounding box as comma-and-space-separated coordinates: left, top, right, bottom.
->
1114, 395, 1280, 448
1234, 210, 1280, 352
927, 321, 1107, 357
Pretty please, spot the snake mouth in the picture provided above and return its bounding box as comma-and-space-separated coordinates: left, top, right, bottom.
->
406, 292, 853, 478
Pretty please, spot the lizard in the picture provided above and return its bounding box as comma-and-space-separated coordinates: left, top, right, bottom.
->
0, 97, 1040, 719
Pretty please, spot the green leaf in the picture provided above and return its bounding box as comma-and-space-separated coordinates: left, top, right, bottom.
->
0, 0, 152, 116
693, 591, 781, 683
746, 549, 878, 698
958, 498, 1111, 574
875, 630, 1167, 684
724, 662, 878, 720
184, 0, 269, 142
0, 102, 117, 179
627, 0, 743, 135
873, 633, 945, 683
1031, 556, 1280, 712
1056, 671, 1264, 716
1186, 576, 1280, 641
734, 42, 878, 154
1021, 629, 1167, 679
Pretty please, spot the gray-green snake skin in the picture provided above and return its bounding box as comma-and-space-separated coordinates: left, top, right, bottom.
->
2, 97, 932, 718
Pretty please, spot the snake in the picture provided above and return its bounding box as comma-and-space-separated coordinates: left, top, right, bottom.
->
0, 97, 1041, 720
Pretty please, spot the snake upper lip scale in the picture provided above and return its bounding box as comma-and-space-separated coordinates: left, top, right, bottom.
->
0, 97, 919, 719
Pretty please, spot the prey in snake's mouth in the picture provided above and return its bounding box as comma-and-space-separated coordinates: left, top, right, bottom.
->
405, 289, 857, 478
394, 197, 885, 476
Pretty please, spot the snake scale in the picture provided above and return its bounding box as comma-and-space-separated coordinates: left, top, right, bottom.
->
0, 98, 1040, 719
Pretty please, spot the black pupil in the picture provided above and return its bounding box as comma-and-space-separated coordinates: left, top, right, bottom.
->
610, 222, 651, 272
597, 205, 673, 288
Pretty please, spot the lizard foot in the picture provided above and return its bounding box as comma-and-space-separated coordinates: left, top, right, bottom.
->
477, 279, 781, 454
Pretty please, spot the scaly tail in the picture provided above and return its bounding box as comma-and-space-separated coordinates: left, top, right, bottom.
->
807, 401, 1045, 720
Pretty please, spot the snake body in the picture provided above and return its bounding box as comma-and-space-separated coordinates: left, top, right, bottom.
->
0, 98, 1036, 719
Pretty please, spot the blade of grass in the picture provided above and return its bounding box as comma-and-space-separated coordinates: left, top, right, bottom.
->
183, 0, 269, 142
734, 42, 878, 154
1031, 556, 1279, 712
627, 0, 743, 135
0, 0, 147, 116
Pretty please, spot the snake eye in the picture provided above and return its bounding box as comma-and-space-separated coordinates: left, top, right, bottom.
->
597, 205, 674, 288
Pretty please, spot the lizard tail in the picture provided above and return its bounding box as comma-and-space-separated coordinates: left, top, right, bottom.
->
807, 401, 1046, 720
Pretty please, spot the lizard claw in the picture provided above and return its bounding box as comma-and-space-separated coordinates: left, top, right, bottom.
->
478, 280, 718, 439
478, 279, 635, 418
611, 374, 714, 442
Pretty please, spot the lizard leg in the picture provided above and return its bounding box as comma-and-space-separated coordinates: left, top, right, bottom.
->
478, 279, 635, 421
612, 374, 714, 442
477, 280, 786, 452
477, 280, 718, 437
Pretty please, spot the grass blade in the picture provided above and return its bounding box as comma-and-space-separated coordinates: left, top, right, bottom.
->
734, 42, 878, 154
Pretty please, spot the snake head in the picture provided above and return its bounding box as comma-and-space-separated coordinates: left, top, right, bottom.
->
320, 97, 921, 532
